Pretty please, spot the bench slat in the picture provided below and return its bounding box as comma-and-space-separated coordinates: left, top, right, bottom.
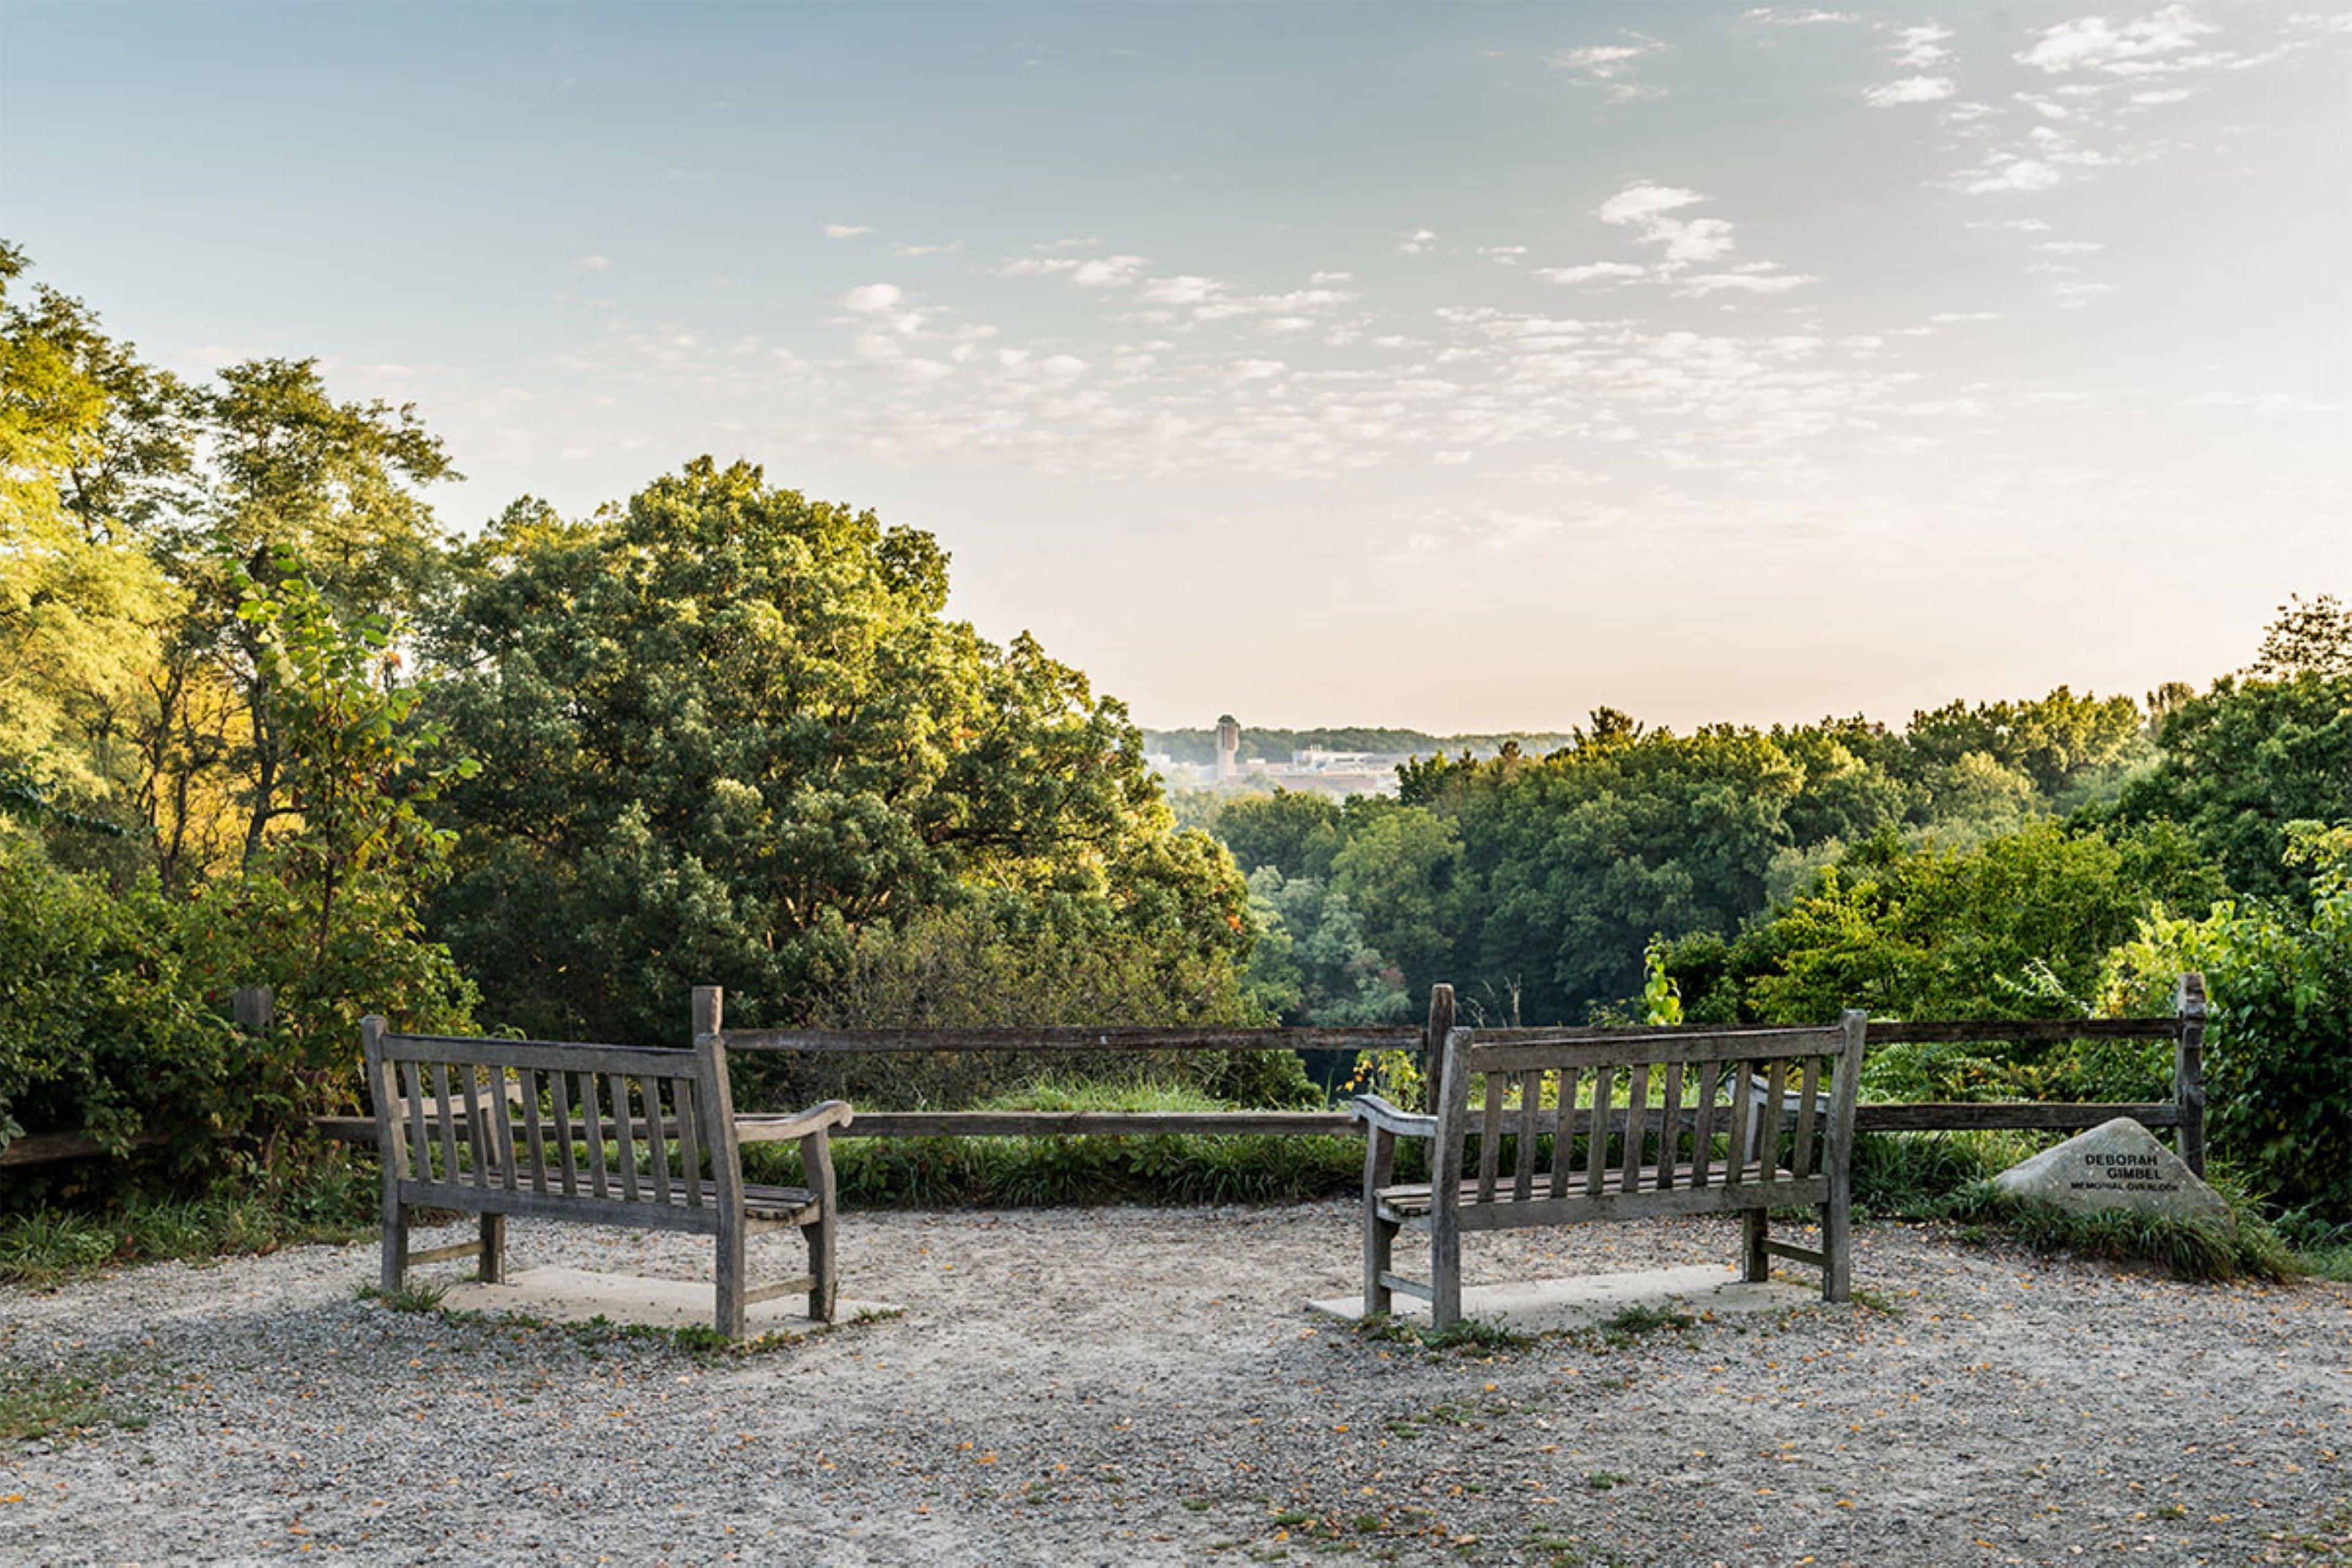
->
1512, 1071, 1539, 1201
644, 1078, 673, 1206
381, 1035, 699, 1077
1548, 1065, 1577, 1198
675, 1074, 704, 1208
608, 1073, 640, 1203
1792, 1057, 1822, 1179
1476, 1071, 1504, 1202
1581, 1066, 1611, 1198
582, 1073, 611, 1199
1758, 1059, 1787, 1185
1619, 1065, 1649, 1195
1722, 1058, 1752, 1188
432, 1064, 462, 1188
1469, 1026, 1843, 1072
1453, 1174, 1831, 1231
1691, 1060, 1719, 1189
521, 1074, 548, 1194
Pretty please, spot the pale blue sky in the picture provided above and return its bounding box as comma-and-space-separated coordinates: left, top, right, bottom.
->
4, 1, 2346, 729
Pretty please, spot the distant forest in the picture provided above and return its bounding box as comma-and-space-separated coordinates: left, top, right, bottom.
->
1144, 726, 1577, 765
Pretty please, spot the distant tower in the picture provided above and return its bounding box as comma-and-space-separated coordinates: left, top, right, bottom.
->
1215, 714, 1240, 782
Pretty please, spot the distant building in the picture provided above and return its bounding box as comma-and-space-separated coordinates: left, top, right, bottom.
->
1215, 714, 1240, 782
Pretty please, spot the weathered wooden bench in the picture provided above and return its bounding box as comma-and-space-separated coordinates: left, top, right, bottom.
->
1351, 1012, 1866, 1329
361, 1000, 851, 1339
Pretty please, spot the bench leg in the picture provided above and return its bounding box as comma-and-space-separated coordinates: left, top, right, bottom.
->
715, 1217, 747, 1341
1742, 1208, 1770, 1284
1821, 1191, 1852, 1303
381, 1204, 408, 1295
1362, 1128, 1396, 1317
478, 1213, 506, 1284
802, 1131, 839, 1325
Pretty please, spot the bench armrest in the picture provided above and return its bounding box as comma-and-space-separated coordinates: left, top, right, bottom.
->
1351, 1095, 1438, 1140
734, 1101, 855, 1144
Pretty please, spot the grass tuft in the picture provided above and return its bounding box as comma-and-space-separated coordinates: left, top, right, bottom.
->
1941, 1176, 2296, 1283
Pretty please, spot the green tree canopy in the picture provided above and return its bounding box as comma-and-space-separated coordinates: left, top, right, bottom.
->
426, 458, 1250, 1042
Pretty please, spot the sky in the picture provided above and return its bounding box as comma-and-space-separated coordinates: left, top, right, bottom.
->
3, 1, 2347, 732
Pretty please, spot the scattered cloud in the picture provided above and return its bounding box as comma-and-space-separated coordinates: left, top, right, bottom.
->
1395, 228, 1439, 256
2016, 6, 2217, 75
1743, 8, 1858, 25
1535, 262, 1649, 286
1001, 253, 1148, 287
1950, 156, 2066, 194
1548, 34, 1667, 100
1864, 75, 1956, 107
888, 239, 963, 257
822, 223, 872, 239
1597, 183, 1738, 263
574, 254, 612, 272
1890, 23, 1953, 68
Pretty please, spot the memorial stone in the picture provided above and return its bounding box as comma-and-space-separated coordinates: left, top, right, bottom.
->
1992, 1117, 2233, 1231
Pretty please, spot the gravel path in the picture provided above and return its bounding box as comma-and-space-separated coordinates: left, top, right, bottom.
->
2, 1204, 2346, 1566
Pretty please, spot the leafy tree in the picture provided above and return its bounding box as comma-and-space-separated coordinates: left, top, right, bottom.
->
1243, 869, 1411, 1028
1328, 802, 1461, 998
2247, 593, 2352, 681
2113, 673, 2352, 901
2101, 823, 2352, 1223
426, 459, 1249, 1042
1214, 788, 1343, 880
0, 244, 178, 800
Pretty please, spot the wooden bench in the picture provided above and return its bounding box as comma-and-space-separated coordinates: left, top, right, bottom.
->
1351, 1012, 1866, 1329
361, 996, 851, 1339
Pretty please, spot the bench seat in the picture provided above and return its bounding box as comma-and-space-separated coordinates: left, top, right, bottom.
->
1374, 1159, 1819, 1223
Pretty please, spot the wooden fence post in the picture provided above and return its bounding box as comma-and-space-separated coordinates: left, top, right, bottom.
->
1422, 984, 1455, 1115
232, 985, 273, 1035
2174, 971, 2207, 1175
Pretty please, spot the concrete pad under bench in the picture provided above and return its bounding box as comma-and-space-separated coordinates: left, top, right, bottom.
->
441, 1265, 897, 1333
1308, 1264, 1822, 1333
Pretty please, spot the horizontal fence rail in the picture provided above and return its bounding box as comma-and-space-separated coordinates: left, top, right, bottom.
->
7, 976, 2210, 1174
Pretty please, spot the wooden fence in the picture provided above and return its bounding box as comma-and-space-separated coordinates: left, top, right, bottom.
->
3, 975, 2210, 1175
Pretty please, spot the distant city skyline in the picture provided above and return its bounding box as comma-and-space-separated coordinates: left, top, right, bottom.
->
4, 2, 2345, 731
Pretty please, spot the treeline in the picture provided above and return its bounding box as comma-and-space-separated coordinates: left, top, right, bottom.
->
1201, 635, 2352, 1224
0, 243, 1281, 1183
1142, 726, 1575, 766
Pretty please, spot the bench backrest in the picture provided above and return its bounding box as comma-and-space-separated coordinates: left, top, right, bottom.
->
361, 1021, 745, 1231
1434, 1015, 1866, 1204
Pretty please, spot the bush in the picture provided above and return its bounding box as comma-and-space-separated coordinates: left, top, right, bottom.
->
2101, 823, 2352, 1225
0, 836, 240, 1169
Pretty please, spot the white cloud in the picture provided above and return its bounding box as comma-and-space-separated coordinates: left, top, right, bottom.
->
1137, 274, 1221, 306
1001, 253, 1148, 287
1890, 23, 1953, 67
837, 282, 905, 313
1310, 271, 1355, 284
2038, 239, 2106, 254
1594, 183, 1705, 225
1743, 8, 1858, 24
1535, 262, 1650, 285
1396, 228, 1439, 256
2017, 6, 2217, 74
1864, 75, 1956, 107
1678, 270, 1815, 296
1480, 245, 1529, 265
823, 223, 872, 239
1548, 36, 1668, 100
574, 254, 612, 272
889, 240, 963, 257
1950, 156, 2065, 194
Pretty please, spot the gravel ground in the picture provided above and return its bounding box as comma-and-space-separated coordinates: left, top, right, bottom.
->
2, 1204, 2346, 1566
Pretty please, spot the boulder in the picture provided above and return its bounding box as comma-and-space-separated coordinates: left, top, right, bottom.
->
1991, 1117, 2233, 1232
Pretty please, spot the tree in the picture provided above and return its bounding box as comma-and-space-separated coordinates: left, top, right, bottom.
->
2113, 673, 2352, 901
2247, 593, 2352, 682
1214, 788, 1343, 880
426, 459, 1250, 1042
0, 244, 179, 802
